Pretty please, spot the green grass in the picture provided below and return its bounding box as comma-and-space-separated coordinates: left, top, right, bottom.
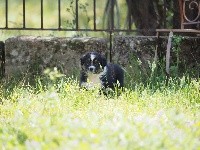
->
0, 70, 200, 149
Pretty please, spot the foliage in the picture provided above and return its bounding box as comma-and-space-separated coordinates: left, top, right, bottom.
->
171, 35, 184, 76
0, 68, 200, 149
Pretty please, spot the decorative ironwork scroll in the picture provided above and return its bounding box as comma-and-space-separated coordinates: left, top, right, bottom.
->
181, 0, 200, 28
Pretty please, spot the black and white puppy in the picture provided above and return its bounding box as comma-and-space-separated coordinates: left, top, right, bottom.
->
79, 52, 124, 94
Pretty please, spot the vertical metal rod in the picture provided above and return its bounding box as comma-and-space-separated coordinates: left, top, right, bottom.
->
41, 0, 43, 29
58, 0, 61, 29
2, 43, 5, 77
178, 0, 184, 29
128, 0, 132, 31
75, 0, 79, 30
0, 42, 5, 77
163, 0, 167, 28
109, 0, 115, 62
109, 32, 113, 62
5, 0, 8, 28
110, 0, 114, 30
23, 0, 26, 28
93, 0, 96, 30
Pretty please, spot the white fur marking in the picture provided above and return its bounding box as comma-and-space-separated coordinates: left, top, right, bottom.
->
90, 54, 96, 61
88, 67, 107, 87
87, 72, 102, 88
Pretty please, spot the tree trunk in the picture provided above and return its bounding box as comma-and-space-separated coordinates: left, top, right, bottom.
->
173, 0, 181, 28
126, 0, 158, 35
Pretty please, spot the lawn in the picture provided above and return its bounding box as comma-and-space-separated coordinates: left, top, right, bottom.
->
0, 70, 200, 149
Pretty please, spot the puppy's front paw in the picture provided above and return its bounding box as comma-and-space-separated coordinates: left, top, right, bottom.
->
80, 82, 88, 89
81, 82, 95, 90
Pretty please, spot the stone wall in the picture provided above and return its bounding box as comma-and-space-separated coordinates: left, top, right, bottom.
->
4, 35, 200, 78
113, 35, 200, 79
113, 36, 159, 80
113, 36, 158, 65
5, 36, 108, 76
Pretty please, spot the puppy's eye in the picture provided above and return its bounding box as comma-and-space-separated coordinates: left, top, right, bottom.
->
86, 60, 91, 65
93, 59, 97, 63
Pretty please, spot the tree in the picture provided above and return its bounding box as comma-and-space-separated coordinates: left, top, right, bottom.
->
104, 0, 182, 35
126, 0, 158, 35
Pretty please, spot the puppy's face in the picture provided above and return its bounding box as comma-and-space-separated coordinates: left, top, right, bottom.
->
80, 52, 107, 74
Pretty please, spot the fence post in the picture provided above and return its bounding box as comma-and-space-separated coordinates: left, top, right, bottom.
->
23, 0, 26, 28
41, 0, 43, 29
58, 0, 61, 30
109, 0, 115, 62
5, 0, 8, 28
0, 42, 5, 78
76, 0, 79, 30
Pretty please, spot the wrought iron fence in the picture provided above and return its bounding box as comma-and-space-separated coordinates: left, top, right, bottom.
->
0, 0, 139, 77
180, 0, 200, 29
0, 0, 137, 72
0, 0, 199, 77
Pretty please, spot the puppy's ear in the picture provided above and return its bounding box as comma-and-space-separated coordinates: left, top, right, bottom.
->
80, 55, 85, 66
101, 55, 107, 68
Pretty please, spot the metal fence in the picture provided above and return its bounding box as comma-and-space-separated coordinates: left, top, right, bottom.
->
0, 0, 199, 31
0, 0, 138, 75
0, 0, 136, 31
180, 0, 200, 29
0, 0, 147, 77
0, 0, 199, 77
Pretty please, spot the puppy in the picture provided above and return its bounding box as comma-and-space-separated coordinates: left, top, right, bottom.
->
79, 52, 124, 94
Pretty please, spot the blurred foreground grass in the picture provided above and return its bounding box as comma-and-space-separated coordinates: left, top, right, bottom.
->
0, 69, 200, 149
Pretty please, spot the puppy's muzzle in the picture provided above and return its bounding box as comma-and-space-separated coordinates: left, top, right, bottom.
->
88, 66, 96, 72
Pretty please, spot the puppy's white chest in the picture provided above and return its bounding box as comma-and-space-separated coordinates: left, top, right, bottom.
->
87, 73, 101, 87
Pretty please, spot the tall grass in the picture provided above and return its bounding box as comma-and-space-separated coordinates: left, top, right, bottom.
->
0, 68, 200, 149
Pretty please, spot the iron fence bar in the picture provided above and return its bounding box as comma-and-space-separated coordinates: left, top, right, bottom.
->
183, 0, 200, 23
183, 21, 200, 25
127, 0, 132, 30
0, 27, 141, 32
109, 0, 115, 62
23, 0, 26, 28
76, 0, 79, 30
58, 0, 61, 29
178, 0, 184, 29
0, 42, 5, 78
110, 0, 114, 30
93, 0, 96, 30
1, 43, 5, 77
109, 32, 113, 62
5, 0, 8, 28
163, 0, 167, 28
41, 0, 43, 29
